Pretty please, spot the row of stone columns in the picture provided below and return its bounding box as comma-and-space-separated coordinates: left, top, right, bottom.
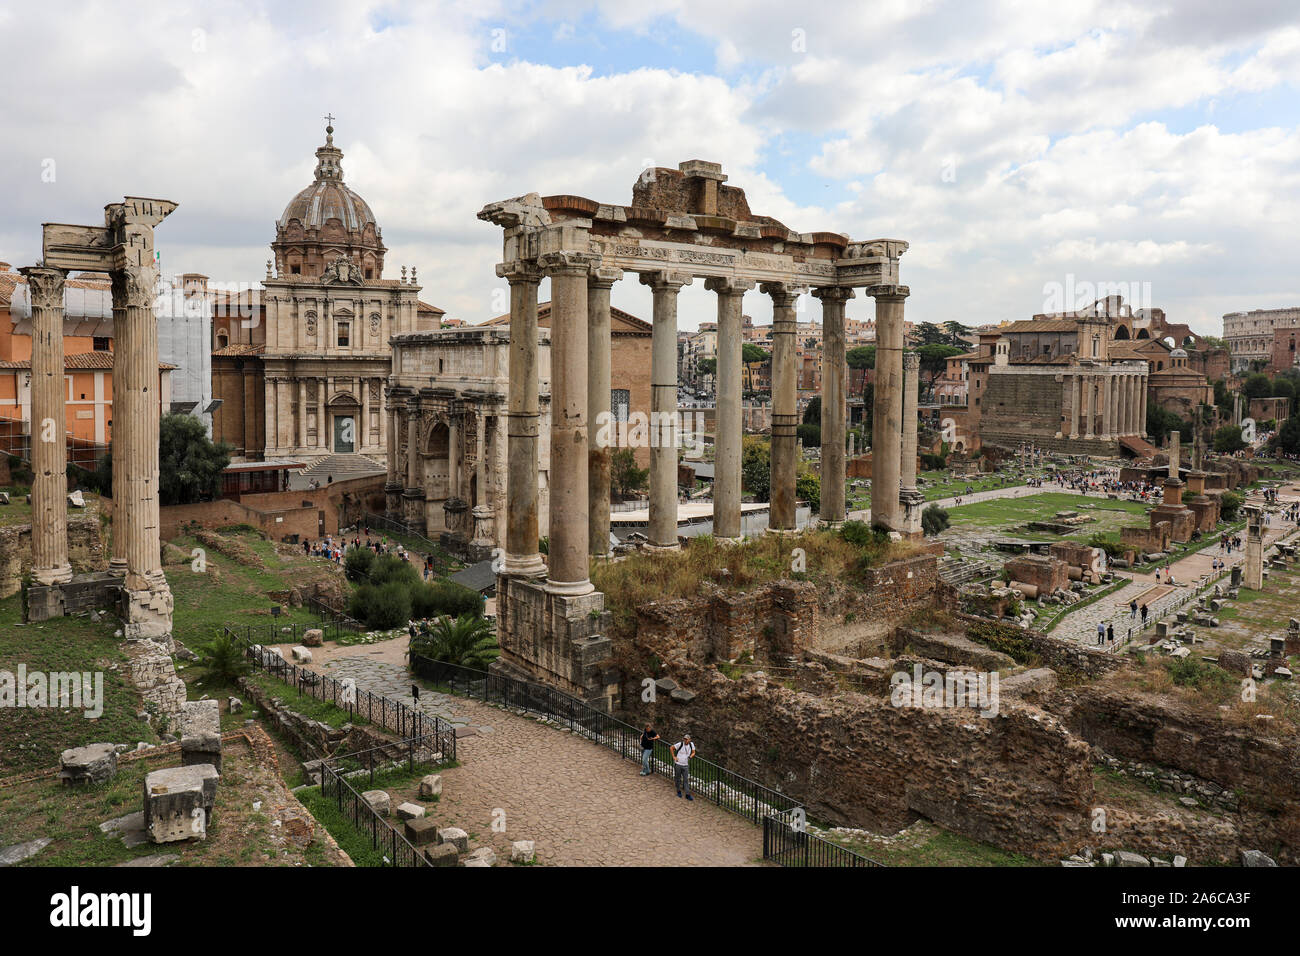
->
1068, 371, 1147, 439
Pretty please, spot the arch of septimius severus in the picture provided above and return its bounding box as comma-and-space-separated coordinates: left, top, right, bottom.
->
478, 160, 916, 708
22, 197, 176, 640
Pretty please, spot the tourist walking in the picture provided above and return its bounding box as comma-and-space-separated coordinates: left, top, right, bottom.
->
1129, 599, 1138, 621
1096, 620, 1105, 646
671, 734, 696, 800
1107, 622, 1114, 644
639, 724, 660, 776
1140, 603, 1149, 626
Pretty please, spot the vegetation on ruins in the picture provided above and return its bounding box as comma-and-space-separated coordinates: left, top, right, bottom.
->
1213, 424, 1247, 453
591, 525, 915, 642
346, 552, 481, 629
201, 629, 250, 684
1219, 490, 1243, 521
611, 447, 649, 498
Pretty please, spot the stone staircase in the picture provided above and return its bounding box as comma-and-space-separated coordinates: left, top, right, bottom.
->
939, 554, 1000, 586
288, 453, 386, 489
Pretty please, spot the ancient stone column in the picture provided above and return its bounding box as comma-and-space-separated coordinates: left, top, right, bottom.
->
1083, 376, 1095, 439
318, 379, 327, 449
541, 250, 597, 594
642, 270, 691, 550
1139, 375, 1148, 436
1101, 376, 1112, 439
499, 262, 545, 577
762, 282, 799, 533
901, 352, 920, 490
814, 287, 852, 526
406, 401, 420, 489
870, 285, 908, 532
587, 268, 618, 557
1069, 374, 1081, 439
298, 380, 308, 449
361, 377, 370, 453
110, 262, 167, 595
384, 393, 402, 518
20, 266, 73, 586
1168, 430, 1180, 479
1245, 506, 1264, 590
705, 277, 753, 542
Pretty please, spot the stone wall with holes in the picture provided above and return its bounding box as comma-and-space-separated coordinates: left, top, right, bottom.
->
0, 514, 106, 599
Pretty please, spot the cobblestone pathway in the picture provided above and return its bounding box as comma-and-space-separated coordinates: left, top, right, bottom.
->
314, 654, 765, 866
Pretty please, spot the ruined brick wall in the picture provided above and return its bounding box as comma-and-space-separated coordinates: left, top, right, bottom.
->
0, 514, 105, 599
958, 615, 1128, 679
622, 664, 1096, 860
980, 371, 1068, 441
1004, 555, 1069, 594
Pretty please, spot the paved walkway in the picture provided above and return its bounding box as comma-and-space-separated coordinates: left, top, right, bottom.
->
308, 652, 765, 866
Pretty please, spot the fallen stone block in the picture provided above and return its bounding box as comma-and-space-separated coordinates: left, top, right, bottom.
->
419, 774, 442, 799
228, 696, 242, 714
67, 489, 85, 508
424, 843, 459, 866
142, 765, 219, 844
437, 826, 469, 852
465, 846, 496, 866
1239, 849, 1277, 867
405, 817, 439, 846
510, 840, 536, 863
180, 731, 224, 773
395, 802, 424, 821
361, 790, 390, 816
1114, 850, 1150, 868
302, 628, 324, 648
0, 837, 52, 865
1217, 649, 1253, 677
179, 699, 220, 737
59, 743, 118, 786
291, 645, 313, 663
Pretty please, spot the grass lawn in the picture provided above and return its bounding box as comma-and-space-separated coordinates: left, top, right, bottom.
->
847, 467, 1048, 510
943, 492, 1149, 544
0, 593, 157, 776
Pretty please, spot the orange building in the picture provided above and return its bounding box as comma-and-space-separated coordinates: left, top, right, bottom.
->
0, 262, 173, 464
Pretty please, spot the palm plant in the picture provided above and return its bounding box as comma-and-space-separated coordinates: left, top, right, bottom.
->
411, 614, 499, 670
202, 630, 249, 684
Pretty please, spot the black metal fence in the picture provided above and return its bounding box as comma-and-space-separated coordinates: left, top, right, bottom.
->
306, 595, 367, 634
319, 754, 430, 867
762, 813, 884, 867
410, 654, 801, 826
225, 625, 457, 763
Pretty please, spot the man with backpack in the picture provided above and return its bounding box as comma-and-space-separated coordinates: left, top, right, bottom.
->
671, 734, 696, 800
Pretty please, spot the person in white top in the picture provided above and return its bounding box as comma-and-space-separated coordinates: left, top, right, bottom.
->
671, 734, 696, 800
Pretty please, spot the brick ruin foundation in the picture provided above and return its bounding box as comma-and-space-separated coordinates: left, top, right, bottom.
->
605, 554, 1300, 864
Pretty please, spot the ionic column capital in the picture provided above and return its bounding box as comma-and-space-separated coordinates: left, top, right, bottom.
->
588, 265, 624, 289
704, 276, 755, 296
639, 270, 693, 292
760, 281, 805, 307
866, 283, 910, 301
19, 266, 66, 308
496, 260, 543, 285
539, 250, 598, 277
812, 285, 855, 303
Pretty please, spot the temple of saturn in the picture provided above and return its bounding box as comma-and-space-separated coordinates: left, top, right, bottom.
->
22, 197, 176, 641
478, 160, 916, 707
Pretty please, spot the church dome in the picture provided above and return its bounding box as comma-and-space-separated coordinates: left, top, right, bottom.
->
1170, 347, 1188, 358
272, 123, 386, 280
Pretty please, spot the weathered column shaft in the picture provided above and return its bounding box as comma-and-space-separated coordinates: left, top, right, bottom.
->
406, 403, 420, 488
1069, 374, 1081, 438
902, 351, 920, 490
588, 268, 620, 556
870, 287, 908, 532
542, 251, 596, 593
763, 283, 799, 532
1084, 376, 1095, 438
501, 264, 545, 577
113, 265, 165, 591
816, 286, 853, 525
707, 278, 752, 541
643, 271, 690, 549
22, 267, 72, 585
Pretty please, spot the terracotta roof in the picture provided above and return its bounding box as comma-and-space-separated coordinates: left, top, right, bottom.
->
213, 343, 266, 357
483, 301, 650, 335
0, 350, 175, 370
417, 300, 446, 316
1003, 319, 1081, 334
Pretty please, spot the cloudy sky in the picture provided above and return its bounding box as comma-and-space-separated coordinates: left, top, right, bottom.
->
2, 0, 1298, 333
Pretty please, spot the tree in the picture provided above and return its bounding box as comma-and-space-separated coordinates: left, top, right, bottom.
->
610, 448, 648, 498
741, 437, 771, 501
915, 344, 965, 400
1146, 405, 1189, 445
697, 357, 717, 376
1272, 378, 1297, 403
921, 503, 950, 536
802, 396, 821, 426
741, 343, 770, 365
410, 614, 500, 670
1212, 424, 1246, 453
1219, 490, 1243, 522
158, 413, 232, 505
1243, 372, 1272, 400
796, 423, 821, 447
795, 473, 820, 513
1275, 415, 1300, 455
942, 320, 972, 344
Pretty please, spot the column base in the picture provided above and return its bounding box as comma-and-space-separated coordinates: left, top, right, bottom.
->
108, 558, 128, 576
765, 526, 800, 537
32, 564, 74, 587
900, 488, 926, 539
714, 534, 745, 546
819, 519, 845, 530
121, 581, 175, 648
643, 541, 681, 554
545, 577, 596, 597
503, 553, 547, 578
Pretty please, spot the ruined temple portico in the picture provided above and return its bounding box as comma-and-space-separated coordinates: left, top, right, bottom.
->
477, 162, 908, 707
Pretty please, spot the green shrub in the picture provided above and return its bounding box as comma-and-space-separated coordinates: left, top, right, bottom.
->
410, 614, 499, 670
921, 503, 950, 536
368, 553, 420, 588
344, 546, 376, 581
201, 630, 249, 685
349, 580, 413, 630
411, 580, 483, 620
1219, 490, 1243, 522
